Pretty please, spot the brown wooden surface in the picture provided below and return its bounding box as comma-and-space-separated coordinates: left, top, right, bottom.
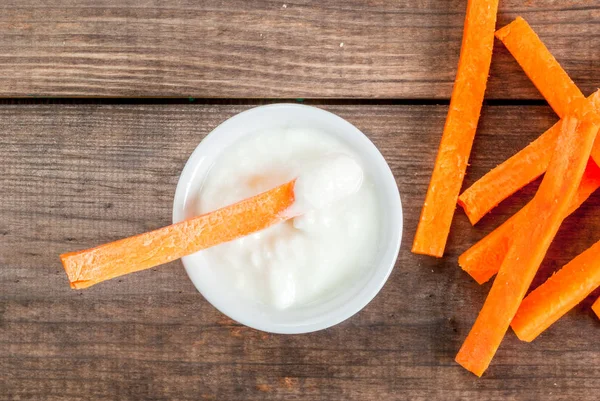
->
3, 1, 600, 399
0, 1, 599, 99
2, 104, 600, 400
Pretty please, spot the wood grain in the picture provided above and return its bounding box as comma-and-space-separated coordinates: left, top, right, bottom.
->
0, 1, 599, 99
1, 103, 599, 400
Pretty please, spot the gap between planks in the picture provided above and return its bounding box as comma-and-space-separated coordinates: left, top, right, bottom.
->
0, 98, 550, 107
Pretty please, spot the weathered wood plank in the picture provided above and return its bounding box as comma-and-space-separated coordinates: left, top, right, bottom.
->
1, 103, 599, 400
0, 1, 599, 98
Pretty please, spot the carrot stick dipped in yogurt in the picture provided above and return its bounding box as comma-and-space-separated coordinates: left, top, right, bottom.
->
61, 155, 364, 289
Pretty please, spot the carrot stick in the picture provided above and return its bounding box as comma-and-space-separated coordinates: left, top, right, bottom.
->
510, 239, 600, 342
61, 180, 296, 289
459, 159, 600, 284
495, 16, 600, 167
455, 115, 599, 377
496, 17, 584, 117
458, 17, 600, 225
412, 0, 499, 257
593, 297, 600, 320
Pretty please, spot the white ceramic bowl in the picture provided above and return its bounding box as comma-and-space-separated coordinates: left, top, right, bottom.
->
173, 104, 402, 334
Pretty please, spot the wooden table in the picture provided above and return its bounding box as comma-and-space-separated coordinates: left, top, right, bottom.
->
2, 2, 599, 400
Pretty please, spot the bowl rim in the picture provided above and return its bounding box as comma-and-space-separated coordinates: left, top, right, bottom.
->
173, 103, 402, 334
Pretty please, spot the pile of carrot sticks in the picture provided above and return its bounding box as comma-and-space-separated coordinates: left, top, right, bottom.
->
413, 2, 600, 378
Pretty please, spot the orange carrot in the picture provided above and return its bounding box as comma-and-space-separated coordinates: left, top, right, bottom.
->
510, 239, 600, 342
412, 0, 499, 257
61, 180, 296, 289
496, 16, 600, 168
455, 115, 599, 377
459, 17, 600, 225
593, 297, 600, 320
459, 159, 600, 284
495, 17, 584, 117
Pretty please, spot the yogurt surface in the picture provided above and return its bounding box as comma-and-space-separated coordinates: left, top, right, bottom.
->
195, 127, 381, 310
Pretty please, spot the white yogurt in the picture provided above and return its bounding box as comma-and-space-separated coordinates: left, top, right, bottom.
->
196, 127, 381, 310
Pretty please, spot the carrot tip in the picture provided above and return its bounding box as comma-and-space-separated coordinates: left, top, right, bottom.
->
455, 355, 485, 378
411, 244, 443, 258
